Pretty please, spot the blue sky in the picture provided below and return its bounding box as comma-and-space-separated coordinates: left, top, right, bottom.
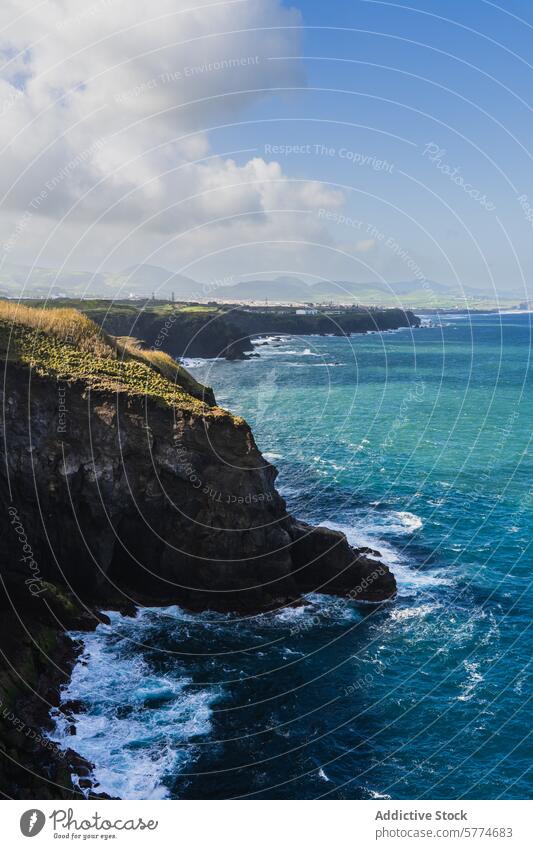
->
1, 0, 532, 295
216, 0, 533, 293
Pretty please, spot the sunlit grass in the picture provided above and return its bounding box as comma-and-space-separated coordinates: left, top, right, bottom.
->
0, 301, 219, 414
0, 300, 113, 356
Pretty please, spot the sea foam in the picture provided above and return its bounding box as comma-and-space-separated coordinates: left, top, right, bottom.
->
49, 610, 219, 799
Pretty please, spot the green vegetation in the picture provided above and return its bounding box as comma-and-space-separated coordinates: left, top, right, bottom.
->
0, 301, 111, 355
114, 335, 213, 402
0, 301, 220, 415
176, 304, 218, 313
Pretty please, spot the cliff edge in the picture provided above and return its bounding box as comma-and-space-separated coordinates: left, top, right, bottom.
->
0, 303, 395, 797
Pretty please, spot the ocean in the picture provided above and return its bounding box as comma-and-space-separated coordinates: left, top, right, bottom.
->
50, 313, 532, 800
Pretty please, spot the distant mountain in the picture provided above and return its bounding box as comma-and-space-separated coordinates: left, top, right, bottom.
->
0, 262, 199, 299
120, 265, 199, 297
213, 277, 393, 302
387, 280, 450, 295
0, 261, 526, 305
216, 276, 312, 302
212, 276, 505, 305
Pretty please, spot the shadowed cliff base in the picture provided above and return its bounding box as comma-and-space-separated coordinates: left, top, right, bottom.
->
0, 304, 395, 798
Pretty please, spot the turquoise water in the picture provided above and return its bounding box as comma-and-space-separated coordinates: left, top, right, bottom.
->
52, 313, 532, 799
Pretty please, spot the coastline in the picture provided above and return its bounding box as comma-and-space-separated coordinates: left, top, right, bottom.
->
2, 308, 530, 800
20, 299, 421, 361
0, 305, 397, 799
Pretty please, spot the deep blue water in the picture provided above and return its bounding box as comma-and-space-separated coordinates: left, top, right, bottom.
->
51, 313, 532, 799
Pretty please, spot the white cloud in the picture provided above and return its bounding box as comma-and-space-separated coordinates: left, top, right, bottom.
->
0, 0, 345, 280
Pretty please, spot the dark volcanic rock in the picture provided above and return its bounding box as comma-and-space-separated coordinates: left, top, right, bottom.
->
289, 521, 396, 602
223, 340, 248, 360
0, 352, 395, 798
80, 304, 419, 363
0, 588, 110, 800
1, 362, 395, 612
87, 307, 254, 361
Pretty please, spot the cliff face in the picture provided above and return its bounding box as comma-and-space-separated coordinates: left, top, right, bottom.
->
86, 305, 254, 360
1, 361, 395, 613
229, 306, 421, 338
36, 300, 420, 361
0, 305, 395, 797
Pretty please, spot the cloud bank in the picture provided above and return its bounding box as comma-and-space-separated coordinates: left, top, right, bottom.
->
0, 0, 343, 282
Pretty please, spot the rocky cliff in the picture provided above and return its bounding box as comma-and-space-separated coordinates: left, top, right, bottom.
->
0, 303, 395, 798
1, 353, 396, 613
25, 299, 421, 361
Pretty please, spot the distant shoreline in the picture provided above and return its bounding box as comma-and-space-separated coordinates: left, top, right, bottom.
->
7, 298, 420, 360
417, 307, 532, 315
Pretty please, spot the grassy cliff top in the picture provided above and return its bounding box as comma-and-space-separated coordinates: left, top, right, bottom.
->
0, 301, 224, 415
23, 298, 223, 318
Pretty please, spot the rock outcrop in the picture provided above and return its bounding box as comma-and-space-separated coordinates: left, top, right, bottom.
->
0, 304, 396, 798
1, 361, 395, 613
38, 300, 420, 361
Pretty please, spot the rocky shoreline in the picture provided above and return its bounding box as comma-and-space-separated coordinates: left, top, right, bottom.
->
0, 310, 396, 798
28, 299, 421, 361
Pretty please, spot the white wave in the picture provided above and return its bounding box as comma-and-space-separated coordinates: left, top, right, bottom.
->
320, 513, 450, 595
392, 511, 423, 532
361, 327, 411, 336
179, 357, 217, 368
341, 509, 423, 536
145, 602, 311, 637
263, 451, 284, 462
277, 483, 302, 499
251, 594, 360, 630
458, 660, 484, 702
286, 362, 345, 368
49, 614, 219, 799
144, 593, 359, 637
390, 602, 442, 622
366, 788, 392, 799
259, 347, 321, 357
321, 518, 404, 567
250, 335, 287, 345
321, 509, 424, 550
264, 604, 306, 625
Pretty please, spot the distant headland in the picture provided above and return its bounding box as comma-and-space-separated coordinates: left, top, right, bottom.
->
13, 298, 421, 361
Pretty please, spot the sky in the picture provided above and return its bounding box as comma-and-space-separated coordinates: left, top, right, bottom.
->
0, 0, 532, 295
